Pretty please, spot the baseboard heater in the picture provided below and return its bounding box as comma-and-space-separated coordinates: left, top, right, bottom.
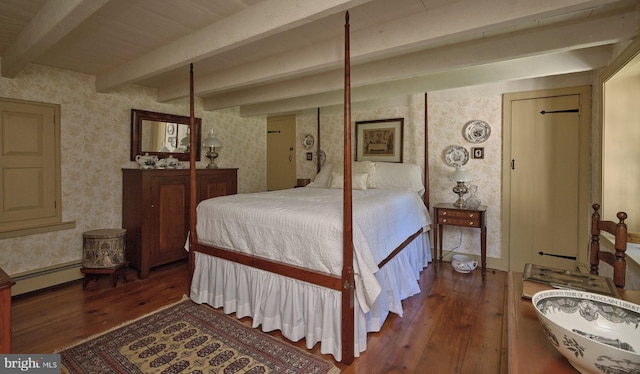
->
11, 261, 83, 296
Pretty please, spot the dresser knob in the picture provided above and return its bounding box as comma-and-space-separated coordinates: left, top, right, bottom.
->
468, 213, 474, 218
442, 211, 447, 216
442, 219, 447, 223
469, 222, 474, 226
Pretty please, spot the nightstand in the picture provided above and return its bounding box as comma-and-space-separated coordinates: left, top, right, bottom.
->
433, 203, 487, 279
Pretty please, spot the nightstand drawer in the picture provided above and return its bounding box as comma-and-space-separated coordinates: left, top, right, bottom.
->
437, 209, 480, 227
437, 216, 480, 227
438, 209, 479, 219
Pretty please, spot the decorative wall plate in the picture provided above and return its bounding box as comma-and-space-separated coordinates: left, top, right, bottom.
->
463, 120, 491, 143
444, 145, 469, 167
302, 134, 315, 149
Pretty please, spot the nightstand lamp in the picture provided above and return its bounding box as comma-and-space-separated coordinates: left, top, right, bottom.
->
450, 166, 473, 208
202, 129, 222, 169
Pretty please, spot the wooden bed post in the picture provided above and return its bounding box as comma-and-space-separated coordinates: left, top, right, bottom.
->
317, 107, 322, 174
341, 11, 355, 365
424, 93, 429, 210
188, 63, 197, 284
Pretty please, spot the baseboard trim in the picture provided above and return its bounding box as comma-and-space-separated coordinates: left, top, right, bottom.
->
11, 261, 83, 296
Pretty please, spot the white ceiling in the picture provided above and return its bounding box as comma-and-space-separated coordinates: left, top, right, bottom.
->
0, 0, 638, 115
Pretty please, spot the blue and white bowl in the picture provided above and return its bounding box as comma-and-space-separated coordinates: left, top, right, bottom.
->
532, 289, 640, 374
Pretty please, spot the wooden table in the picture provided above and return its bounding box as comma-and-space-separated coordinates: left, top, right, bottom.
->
508, 272, 640, 373
433, 203, 487, 279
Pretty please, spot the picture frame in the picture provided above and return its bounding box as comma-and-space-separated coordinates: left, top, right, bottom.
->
472, 147, 485, 159
356, 118, 403, 162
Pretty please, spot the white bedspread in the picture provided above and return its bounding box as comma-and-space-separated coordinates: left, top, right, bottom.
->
195, 187, 431, 313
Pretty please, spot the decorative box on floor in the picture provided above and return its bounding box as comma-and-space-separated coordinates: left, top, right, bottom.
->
81, 229, 128, 289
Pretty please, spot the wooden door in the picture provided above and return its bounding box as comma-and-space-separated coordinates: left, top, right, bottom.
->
267, 115, 296, 190
149, 174, 189, 267
504, 86, 591, 272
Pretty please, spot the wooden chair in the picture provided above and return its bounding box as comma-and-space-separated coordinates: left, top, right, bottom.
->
590, 203, 628, 288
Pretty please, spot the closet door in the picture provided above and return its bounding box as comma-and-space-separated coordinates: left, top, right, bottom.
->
505, 87, 590, 272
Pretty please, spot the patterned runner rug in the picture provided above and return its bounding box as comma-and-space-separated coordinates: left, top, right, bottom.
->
57, 298, 340, 373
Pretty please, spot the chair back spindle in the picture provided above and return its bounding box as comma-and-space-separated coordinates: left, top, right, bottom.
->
590, 203, 627, 288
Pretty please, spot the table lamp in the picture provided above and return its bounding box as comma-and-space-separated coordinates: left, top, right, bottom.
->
450, 166, 473, 208
202, 129, 222, 169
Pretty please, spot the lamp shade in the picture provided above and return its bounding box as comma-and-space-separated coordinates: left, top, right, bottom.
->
202, 130, 222, 148
450, 167, 472, 183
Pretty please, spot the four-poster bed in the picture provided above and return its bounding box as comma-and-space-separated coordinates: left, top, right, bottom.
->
186, 13, 431, 364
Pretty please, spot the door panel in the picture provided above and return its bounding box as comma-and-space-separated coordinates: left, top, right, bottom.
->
150, 175, 189, 266
267, 115, 296, 191
509, 94, 581, 271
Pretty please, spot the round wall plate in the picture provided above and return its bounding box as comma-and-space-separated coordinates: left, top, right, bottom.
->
444, 145, 469, 167
302, 134, 315, 149
463, 120, 491, 143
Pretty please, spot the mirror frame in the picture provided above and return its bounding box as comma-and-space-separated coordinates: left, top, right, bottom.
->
130, 109, 202, 162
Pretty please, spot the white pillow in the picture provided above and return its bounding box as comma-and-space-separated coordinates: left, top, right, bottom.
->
373, 162, 425, 196
331, 161, 376, 188
306, 163, 333, 188
328, 172, 368, 190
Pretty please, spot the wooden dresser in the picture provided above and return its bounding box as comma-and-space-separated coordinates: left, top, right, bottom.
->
122, 168, 237, 279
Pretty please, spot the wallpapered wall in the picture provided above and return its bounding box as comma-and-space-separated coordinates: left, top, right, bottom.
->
0, 63, 265, 276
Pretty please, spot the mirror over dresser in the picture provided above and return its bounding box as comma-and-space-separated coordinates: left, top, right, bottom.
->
130, 109, 202, 162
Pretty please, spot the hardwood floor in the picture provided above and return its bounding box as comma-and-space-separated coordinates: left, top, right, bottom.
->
12, 260, 508, 373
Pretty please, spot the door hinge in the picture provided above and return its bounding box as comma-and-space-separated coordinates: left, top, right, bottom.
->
511, 159, 515, 170
539, 108, 579, 115
538, 251, 576, 260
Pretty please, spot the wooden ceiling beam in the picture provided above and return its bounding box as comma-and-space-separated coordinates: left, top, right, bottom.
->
1, 0, 110, 78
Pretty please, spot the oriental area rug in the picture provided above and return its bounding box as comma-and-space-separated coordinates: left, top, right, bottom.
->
57, 298, 340, 374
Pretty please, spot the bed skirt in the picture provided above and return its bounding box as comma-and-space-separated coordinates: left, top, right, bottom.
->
190, 232, 432, 362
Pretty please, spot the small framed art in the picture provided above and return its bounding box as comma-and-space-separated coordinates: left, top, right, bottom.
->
472, 147, 484, 159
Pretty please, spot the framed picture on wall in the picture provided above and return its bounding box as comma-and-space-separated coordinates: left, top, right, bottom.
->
472, 147, 484, 159
355, 118, 404, 162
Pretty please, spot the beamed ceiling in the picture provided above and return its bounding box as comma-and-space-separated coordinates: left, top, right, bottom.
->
0, 0, 638, 115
